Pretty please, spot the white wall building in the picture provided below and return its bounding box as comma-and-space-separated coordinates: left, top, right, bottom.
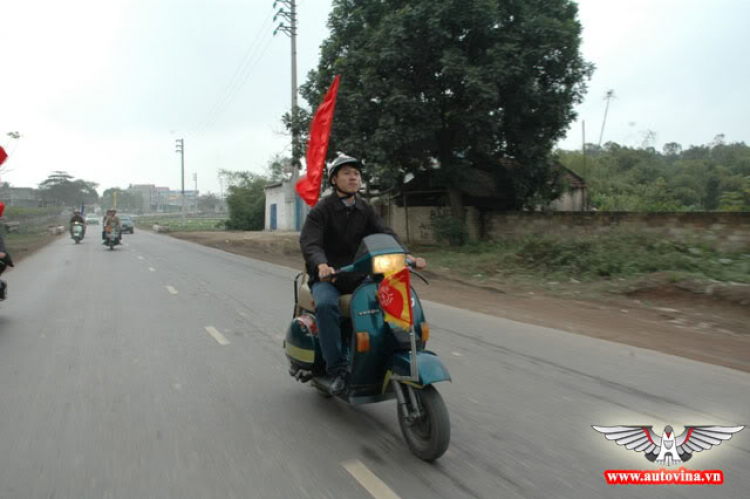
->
264, 180, 310, 231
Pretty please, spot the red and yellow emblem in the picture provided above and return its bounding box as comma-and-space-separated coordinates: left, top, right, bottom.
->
377, 267, 413, 330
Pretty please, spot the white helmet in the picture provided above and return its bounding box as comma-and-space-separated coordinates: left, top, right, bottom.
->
328, 155, 362, 186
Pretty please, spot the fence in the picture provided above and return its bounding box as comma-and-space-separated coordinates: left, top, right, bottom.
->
379, 204, 750, 251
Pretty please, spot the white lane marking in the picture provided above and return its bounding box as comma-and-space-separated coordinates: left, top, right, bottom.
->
138, 256, 144, 260
166, 286, 178, 295
452, 351, 463, 357
205, 326, 230, 346
149, 267, 156, 272
342, 460, 401, 499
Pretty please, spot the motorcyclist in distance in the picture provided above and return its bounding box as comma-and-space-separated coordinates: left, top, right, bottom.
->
0, 201, 14, 299
299, 155, 426, 395
102, 209, 122, 245
69, 209, 86, 238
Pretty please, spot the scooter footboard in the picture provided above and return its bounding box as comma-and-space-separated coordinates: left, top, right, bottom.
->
387, 351, 451, 388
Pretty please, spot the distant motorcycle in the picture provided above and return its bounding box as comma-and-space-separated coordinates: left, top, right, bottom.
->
104, 226, 120, 250
71, 222, 84, 243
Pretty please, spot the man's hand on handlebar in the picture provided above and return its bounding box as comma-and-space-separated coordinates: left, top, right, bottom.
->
318, 263, 336, 280
407, 255, 427, 270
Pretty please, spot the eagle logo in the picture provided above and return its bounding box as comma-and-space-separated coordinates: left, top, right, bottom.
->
592, 425, 745, 466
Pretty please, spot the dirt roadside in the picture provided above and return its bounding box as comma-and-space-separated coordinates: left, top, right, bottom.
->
170, 231, 750, 373
5, 232, 64, 264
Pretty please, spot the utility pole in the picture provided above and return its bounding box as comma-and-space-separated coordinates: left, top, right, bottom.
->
582, 120, 587, 179
175, 138, 185, 220
598, 89, 615, 149
193, 173, 198, 213
273, 0, 299, 175
274, 0, 301, 228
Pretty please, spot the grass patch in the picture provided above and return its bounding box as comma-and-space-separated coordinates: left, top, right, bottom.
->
4, 206, 62, 220
2, 211, 68, 263
5, 232, 60, 261
414, 232, 750, 285
135, 215, 227, 232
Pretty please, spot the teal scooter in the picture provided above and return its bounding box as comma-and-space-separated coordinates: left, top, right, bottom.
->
284, 234, 451, 461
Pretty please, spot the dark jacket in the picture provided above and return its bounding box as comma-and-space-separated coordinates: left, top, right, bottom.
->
300, 193, 407, 292
69, 214, 85, 224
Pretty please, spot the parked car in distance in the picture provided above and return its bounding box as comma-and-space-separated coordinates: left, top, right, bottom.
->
85, 215, 99, 226
120, 214, 134, 234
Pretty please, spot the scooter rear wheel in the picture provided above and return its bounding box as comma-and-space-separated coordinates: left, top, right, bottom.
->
398, 385, 450, 462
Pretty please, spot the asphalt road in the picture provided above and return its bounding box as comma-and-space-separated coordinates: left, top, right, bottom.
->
0, 231, 748, 499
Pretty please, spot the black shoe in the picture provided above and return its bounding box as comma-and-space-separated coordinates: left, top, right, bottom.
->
329, 373, 348, 395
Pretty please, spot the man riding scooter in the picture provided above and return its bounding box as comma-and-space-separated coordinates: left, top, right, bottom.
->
299, 155, 426, 395
69, 209, 86, 239
102, 209, 122, 245
0, 202, 14, 300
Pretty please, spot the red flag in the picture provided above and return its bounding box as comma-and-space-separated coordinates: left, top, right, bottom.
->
0, 146, 7, 167
377, 268, 414, 330
296, 75, 341, 206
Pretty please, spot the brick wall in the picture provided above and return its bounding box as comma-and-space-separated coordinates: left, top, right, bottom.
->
380, 205, 750, 251
486, 212, 750, 251
380, 204, 482, 245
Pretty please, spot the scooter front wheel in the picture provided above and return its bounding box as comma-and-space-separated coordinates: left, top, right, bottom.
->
397, 384, 450, 461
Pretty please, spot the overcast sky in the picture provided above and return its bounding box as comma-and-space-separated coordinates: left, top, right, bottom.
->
1, 0, 749, 195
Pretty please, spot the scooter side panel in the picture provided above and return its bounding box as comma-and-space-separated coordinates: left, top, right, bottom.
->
284, 316, 320, 370
349, 283, 427, 388
350, 283, 389, 387
388, 350, 452, 386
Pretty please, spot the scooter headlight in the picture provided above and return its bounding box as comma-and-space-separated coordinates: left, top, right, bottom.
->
372, 254, 406, 275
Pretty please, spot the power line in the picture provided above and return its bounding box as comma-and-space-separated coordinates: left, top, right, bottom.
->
193, 34, 275, 139
191, 7, 276, 137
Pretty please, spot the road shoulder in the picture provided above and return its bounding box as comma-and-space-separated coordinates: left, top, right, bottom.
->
169, 231, 750, 373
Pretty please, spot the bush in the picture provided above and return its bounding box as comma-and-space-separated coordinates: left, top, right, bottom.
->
430, 215, 468, 246
224, 173, 268, 230
419, 230, 749, 284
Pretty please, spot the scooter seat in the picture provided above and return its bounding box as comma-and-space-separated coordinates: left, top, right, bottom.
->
299, 280, 352, 318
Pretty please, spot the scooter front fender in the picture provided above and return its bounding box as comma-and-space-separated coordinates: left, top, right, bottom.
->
386, 350, 451, 389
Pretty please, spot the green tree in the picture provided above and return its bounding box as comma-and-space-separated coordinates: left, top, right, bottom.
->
38, 171, 98, 207
559, 139, 750, 212
719, 176, 750, 212
197, 193, 222, 213
219, 170, 268, 230
300, 0, 593, 216
662, 142, 683, 157
267, 153, 292, 182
